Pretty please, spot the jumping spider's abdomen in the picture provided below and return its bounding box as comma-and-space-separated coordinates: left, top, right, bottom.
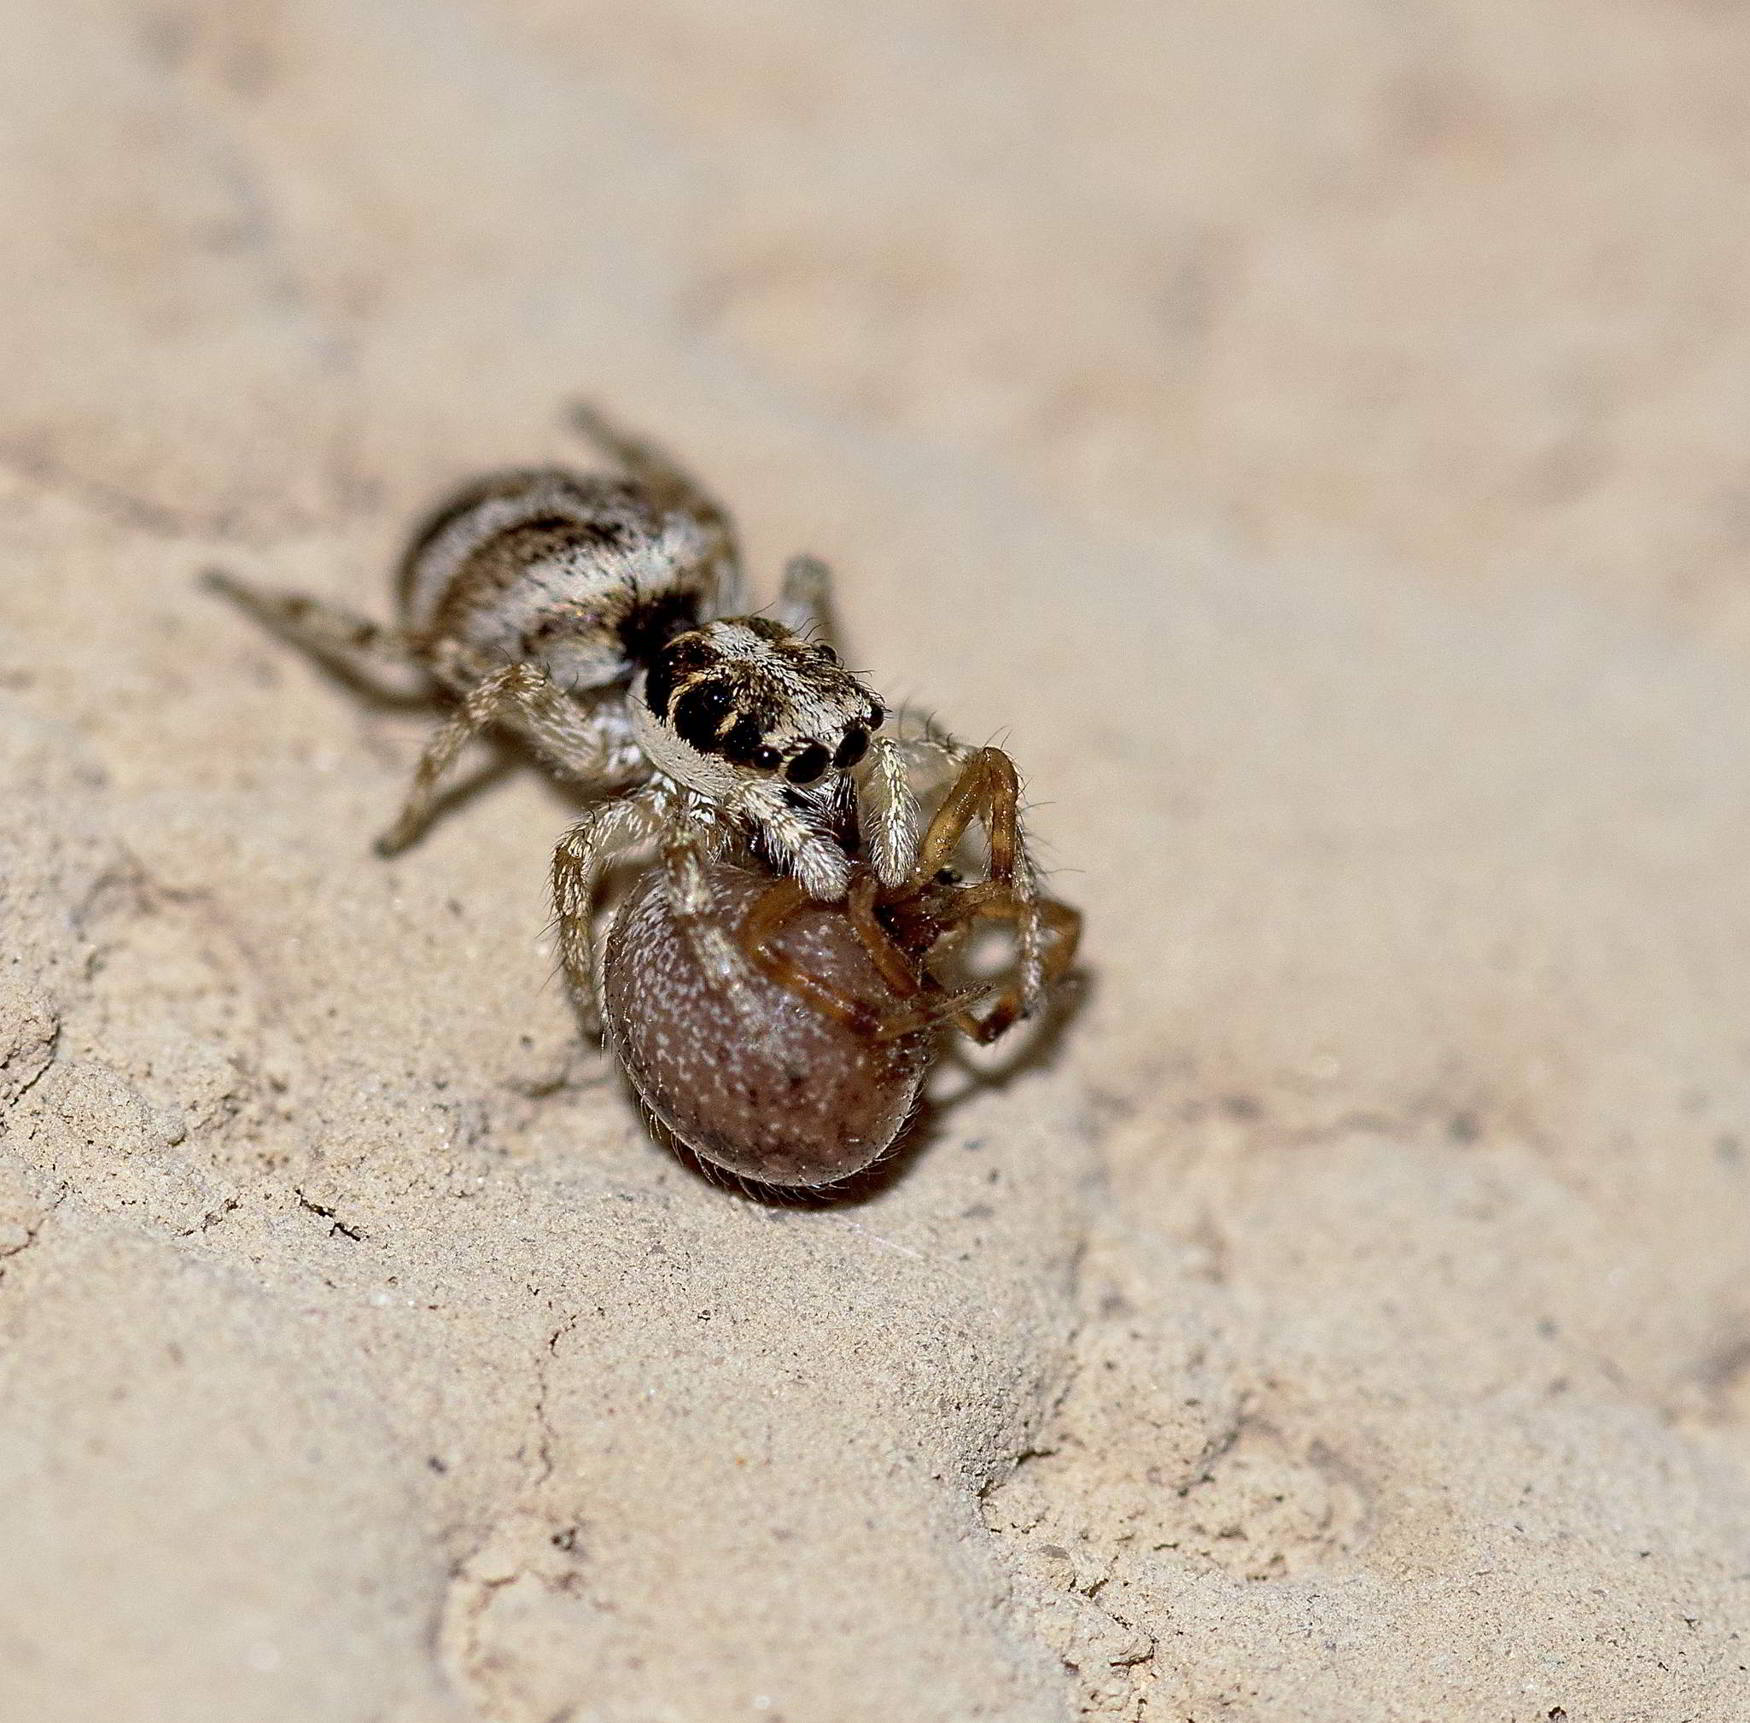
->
399, 469, 731, 694
603, 859, 933, 1187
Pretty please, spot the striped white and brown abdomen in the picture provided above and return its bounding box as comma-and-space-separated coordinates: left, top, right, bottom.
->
397, 469, 737, 694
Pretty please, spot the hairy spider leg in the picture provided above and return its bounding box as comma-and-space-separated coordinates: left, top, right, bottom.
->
768, 552, 918, 888
376, 663, 646, 856
656, 821, 771, 1014
550, 784, 667, 1030
724, 773, 854, 900
910, 745, 1065, 1022
934, 886, 1082, 1043
202, 568, 417, 683
860, 735, 918, 887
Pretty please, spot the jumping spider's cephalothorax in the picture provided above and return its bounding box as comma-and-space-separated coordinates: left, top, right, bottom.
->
206, 406, 1056, 1036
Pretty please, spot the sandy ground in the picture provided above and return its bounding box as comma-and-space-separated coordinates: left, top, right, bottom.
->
3, 2, 1750, 1718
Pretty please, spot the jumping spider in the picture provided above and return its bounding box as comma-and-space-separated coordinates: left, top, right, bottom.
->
208, 406, 1057, 1036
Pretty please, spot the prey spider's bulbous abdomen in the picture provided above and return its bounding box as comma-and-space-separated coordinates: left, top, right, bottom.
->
603, 861, 934, 1188
599, 745, 1083, 1188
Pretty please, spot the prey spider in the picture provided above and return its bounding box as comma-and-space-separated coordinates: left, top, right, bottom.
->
207, 406, 1058, 1036
604, 745, 1082, 1187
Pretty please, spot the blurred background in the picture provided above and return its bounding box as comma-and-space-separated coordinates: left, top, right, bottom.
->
10, 1, 1750, 629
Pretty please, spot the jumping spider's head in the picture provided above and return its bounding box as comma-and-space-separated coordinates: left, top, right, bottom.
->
632, 618, 885, 800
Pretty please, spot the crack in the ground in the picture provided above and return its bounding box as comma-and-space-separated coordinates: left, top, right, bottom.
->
528, 1312, 581, 1490
177, 1194, 243, 1238
293, 1188, 367, 1242
1, 1017, 61, 1114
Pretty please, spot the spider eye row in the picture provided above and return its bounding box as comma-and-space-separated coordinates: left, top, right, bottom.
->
662, 685, 877, 782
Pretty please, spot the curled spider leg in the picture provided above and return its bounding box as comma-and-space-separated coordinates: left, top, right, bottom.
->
738, 881, 833, 1014
909, 746, 1053, 1018
843, 873, 998, 1039
376, 664, 640, 856
842, 873, 928, 999
738, 875, 914, 1032
914, 747, 1019, 877
736, 877, 866, 1026
202, 568, 417, 688
734, 746, 1076, 1043
737, 872, 991, 1041
551, 784, 665, 1030
936, 885, 1082, 1044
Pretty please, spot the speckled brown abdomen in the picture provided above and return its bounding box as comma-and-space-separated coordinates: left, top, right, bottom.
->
603, 862, 932, 1187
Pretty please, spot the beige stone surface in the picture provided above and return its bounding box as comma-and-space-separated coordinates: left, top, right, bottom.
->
3, 2, 1750, 1718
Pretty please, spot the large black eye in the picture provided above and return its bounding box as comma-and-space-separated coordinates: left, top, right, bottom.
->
785, 743, 831, 784
816, 644, 839, 663
865, 700, 885, 730
752, 745, 782, 771
832, 725, 868, 770
719, 714, 773, 767
646, 629, 718, 720
672, 680, 734, 750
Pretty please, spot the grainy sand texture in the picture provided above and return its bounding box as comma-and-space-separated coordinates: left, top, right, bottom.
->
3, 3, 1750, 1719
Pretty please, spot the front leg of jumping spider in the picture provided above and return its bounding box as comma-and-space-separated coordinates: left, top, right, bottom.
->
550, 784, 667, 1032
726, 775, 855, 901
768, 553, 920, 889
654, 824, 771, 1016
